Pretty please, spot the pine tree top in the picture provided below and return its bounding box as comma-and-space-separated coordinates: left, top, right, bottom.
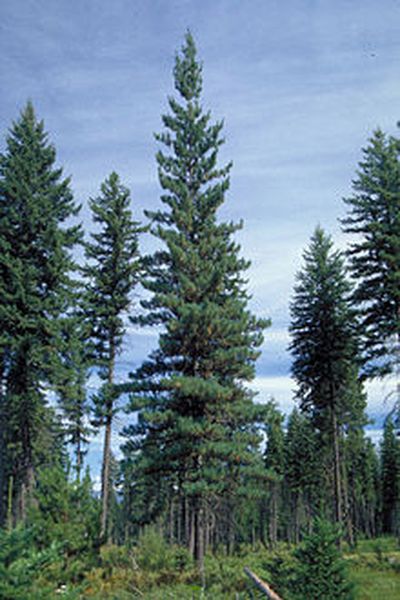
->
173, 31, 202, 101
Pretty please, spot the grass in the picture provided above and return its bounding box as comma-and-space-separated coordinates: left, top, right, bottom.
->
351, 567, 400, 600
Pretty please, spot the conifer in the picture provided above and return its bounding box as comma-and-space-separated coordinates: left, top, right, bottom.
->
289, 227, 364, 532
83, 171, 142, 540
342, 129, 400, 378
0, 102, 81, 522
127, 32, 268, 573
381, 415, 400, 535
294, 518, 354, 600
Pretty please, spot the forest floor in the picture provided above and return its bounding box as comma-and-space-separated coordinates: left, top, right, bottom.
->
347, 537, 400, 600
67, 535, 400, 599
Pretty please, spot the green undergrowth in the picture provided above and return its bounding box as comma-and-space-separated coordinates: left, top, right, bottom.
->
1, 527, 400, 599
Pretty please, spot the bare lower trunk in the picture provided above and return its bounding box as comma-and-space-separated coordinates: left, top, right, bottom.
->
194, 498, 205, 589
17, 461, 35, 523
16, 417, 36, 524
100, 413, 112, 540
76, 435, 82, 483
189, 499, 195, 557
6, 475, 13, 531
100, 341, 115, 542
294, 492, 300, 544
169, 494, 175, 544
341, 456, 354, 546
331, 410, 343, 542
0, 403, 5, 527
269, 483, 279, 548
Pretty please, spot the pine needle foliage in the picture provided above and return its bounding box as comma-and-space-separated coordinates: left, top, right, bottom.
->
0, 101, 81, 522
289, 227, 365, 529
294, 518, 354, 600
342, 129, 400, 378
83, 171, 142, 539
126, 32, 269, 561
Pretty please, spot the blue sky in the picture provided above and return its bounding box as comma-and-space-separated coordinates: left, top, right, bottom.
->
1, 0, 399, 474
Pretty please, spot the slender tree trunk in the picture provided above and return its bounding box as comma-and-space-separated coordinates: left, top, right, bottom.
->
17, 416, 35, 524
259, 498, 267, 547
269, 482, 279, 548
341, 458, 354, 546
331, 410, 343, 538
76, 435, 82, 483
177, 490, 183, 545
0, 409, 5, 527
204, 503, 211, 554
6, 475, 13, 531
194, 497, 205, 588
184, 495, 190, 549
100, 412, 112, 540
169, 493, 175, 544
189, 499, 195, 557
294, 491, 301, 544
100, 340, 115, 541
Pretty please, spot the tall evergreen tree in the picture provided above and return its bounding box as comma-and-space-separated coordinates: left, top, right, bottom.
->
345, 428, 379, 540
0, 102, 81, 523
341, 129, 400, 379
289, 226, 364, 533
380, 415, 400, 535
263, 403, 285, 548
284, 409, 322, 542
83, 171, 142, 540
126, 32, 268, 576
57, 311, 91, 481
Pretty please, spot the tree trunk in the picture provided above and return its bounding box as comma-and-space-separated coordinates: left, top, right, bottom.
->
269, 482, 279, 548
100, 340, 115, 541
0, 423, 5, 526
6, 475, 13, 531
16, 417, 35, 524
194, 498, 205, 588
259, 498, 267, 547
169, 494, 175, 544
76, 435, 82, 483
294, 491, 301, 544
341, 458, 354, 546
244, 568, 284, 600
189, 499, 195, 557
331, 410, 343, 538
100, 412, 112, 540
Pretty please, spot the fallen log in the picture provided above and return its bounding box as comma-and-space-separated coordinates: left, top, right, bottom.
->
244, 567, 284, 600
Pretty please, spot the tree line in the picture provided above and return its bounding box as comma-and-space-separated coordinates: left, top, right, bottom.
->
0, 31, 399, 581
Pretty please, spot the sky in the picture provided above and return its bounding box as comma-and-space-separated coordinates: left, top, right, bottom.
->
1, 0, 399, 474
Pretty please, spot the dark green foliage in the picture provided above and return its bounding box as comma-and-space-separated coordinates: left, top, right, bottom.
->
126, 32, 268, 561
0, 101, 81, 522
289, 227, 366, 530
83, 171, 142, 383
263, 402, 285, 546
342, 129, 400, 378
293, 519, 354, 600
0, 466, 98, 599
0, 526, 60, 599
284, 409, 322, 541
289, 226, 361, 429
83, 171, 142, 539
57, 312, 92, 479
381, 415, 400, 535
345, 428, 380, 540
29, 464, 99, 554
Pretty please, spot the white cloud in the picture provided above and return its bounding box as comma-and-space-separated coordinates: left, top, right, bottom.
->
249, 375, 296, 415
365, 376, 398, 417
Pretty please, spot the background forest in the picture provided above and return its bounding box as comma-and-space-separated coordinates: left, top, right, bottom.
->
0, 5, 400, 600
